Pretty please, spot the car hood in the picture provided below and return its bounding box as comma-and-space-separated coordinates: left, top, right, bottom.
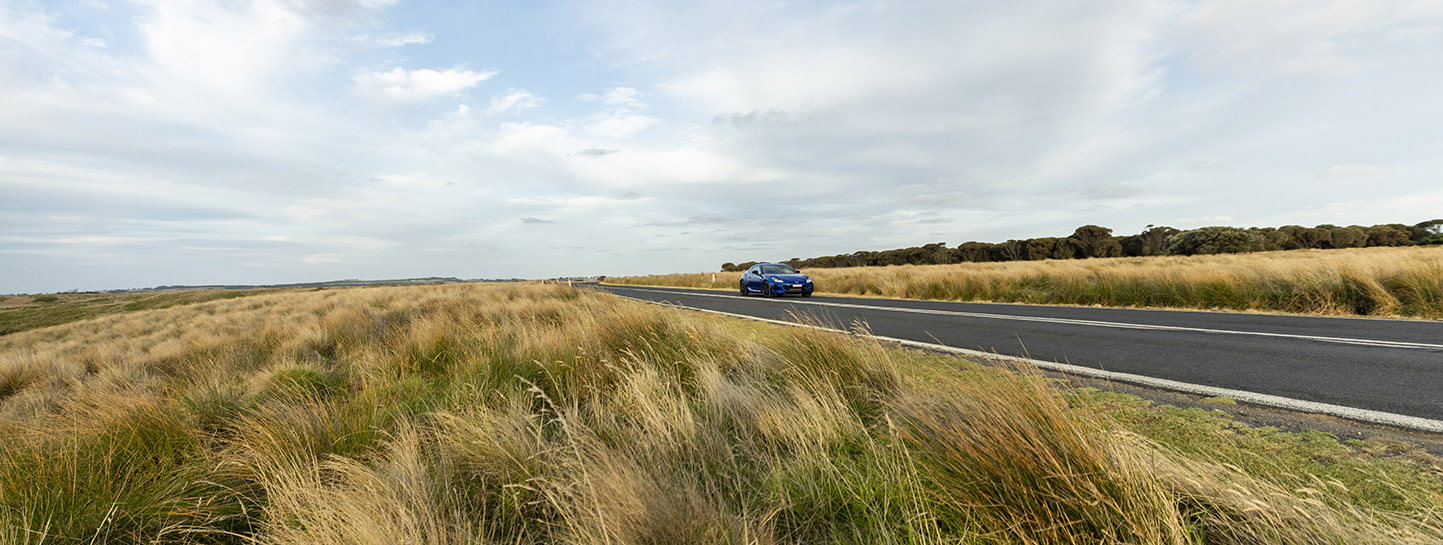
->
765, 273, 811, 282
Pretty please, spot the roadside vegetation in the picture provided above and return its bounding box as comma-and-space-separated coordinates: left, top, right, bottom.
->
0, 289, 272, 336
721, 220, 1443, 271
610, 246, 1443, 319
1, 283, 1439, 543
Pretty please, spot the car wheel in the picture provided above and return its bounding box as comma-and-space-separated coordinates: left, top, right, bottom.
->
762, 281, 773, 298
802, 291, 812, 298
740, 281, 748, 296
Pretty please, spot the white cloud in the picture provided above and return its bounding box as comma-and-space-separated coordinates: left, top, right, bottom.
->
354, 67, 496, 102
572, 148, 619, 157
135, 0, 321, 98
568, 146, 758, 186
376, 31, 434, 47
54, 235, 143, 246
488, 122, 570, 157
1173, 216, 1235, 225
485, 89, 543, 114
303, 254, 342, 264
1177, 0, 1443, 76
584, 112, 658, 139
1317, 165, 1386, 178
583, 86, 646, 107
573, 86, 656, 139
327, 236, 402, 252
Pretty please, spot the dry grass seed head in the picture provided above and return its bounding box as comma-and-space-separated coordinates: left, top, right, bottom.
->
251, 419, 484, 545
896, 370, 1190, 545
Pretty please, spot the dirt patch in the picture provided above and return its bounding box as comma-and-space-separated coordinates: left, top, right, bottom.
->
0, 296, 40, 310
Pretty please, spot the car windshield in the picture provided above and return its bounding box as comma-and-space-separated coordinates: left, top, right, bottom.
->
759, 264, 799, 274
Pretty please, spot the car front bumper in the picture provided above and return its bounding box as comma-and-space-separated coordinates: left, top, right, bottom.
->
768, 282, 813, 295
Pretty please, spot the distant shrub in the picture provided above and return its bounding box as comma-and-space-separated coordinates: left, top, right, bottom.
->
957, 241, 994, 262
1299, 226, 1333, 249
31, 295, 58, 303
1366, 225, 1412, 247
1049, 238, 1075, 259
1163, 227, 1263, 256
1326, 225, 1368, 248
922, 242, 958, 264
1121, 226, 1179, 256
1252, 227, 1291, 251
1416, 220, 1443, 244
1277, 225, 1309, 249
1025, 237, 1058, 260
1423, 233, 1443, 246
1067, 225, 1123, 259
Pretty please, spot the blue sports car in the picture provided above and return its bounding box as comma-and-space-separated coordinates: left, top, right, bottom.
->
739, 263, 814, 297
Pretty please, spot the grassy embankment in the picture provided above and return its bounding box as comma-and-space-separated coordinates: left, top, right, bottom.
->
1, 283, 1440, 544
607, 246, 1443, 318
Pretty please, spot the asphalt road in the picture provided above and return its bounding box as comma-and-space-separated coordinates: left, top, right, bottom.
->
595, 283, 1443, 428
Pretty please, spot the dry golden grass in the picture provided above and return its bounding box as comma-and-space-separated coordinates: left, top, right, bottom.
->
0, 282, 1439, 543
609, 246, 1443, 318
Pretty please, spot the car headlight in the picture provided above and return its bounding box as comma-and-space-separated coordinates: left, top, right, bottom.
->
771, 277, 785, 283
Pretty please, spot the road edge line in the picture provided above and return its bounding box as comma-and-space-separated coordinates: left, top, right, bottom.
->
607, 292, 1443, 434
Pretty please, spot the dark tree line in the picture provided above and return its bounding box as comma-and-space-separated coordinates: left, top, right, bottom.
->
720, 220, 1443, 272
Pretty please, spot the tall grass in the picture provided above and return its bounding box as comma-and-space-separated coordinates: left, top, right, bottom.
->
0, 282, 1439, 543
608, 246, 1443, 318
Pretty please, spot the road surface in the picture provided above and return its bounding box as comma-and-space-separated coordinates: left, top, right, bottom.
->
595, 283, 1443, 431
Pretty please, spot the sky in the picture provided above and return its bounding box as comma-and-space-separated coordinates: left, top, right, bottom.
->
2, 0, 1441, 293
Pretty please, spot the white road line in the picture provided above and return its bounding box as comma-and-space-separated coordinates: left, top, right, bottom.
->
609, 286, 1443, 351
608, 292, 1443, 434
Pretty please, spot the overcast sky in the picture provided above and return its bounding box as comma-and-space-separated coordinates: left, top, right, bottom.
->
2, 0, 1441, 293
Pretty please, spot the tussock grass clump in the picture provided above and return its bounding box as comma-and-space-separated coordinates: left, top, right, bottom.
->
609, 246, 1443, 318
0, 396, 247, 542
243, 421, 485, 545
0, 282, 1439, 543
899, 371, 1189, 544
